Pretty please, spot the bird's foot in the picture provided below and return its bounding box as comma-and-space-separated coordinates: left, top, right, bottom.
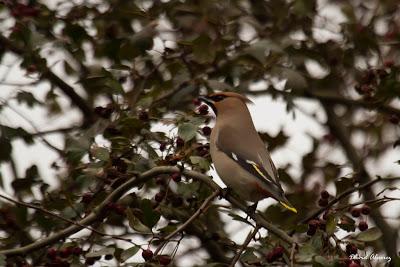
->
219, 188, 231, 199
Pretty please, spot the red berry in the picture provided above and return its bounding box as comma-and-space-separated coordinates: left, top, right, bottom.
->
272, 246, 284, 257
159, 142, 167, 152
351, 208, 361, 218
389, 115, 399, 124
59, 247, 72, 258
72, 247, 82, 255
198, 104, 209, 115
346, 244, 358, 256
202, 126, 212, 136
384, 60, 395, 68
138, 110, 149, 121
318, 198, 328, 207
358, 221, 368, 231
176, 137, 185, 148
361, 205, 370, 215
158, 255, 171, 265
142, 249, 153, 261
171, 172, 181, 182
47, 248, 58, 259
155, 192, 165, 202
320, 190, 329, 199
349, 261, 360, 267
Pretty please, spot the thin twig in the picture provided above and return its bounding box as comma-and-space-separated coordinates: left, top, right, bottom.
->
229, 225, 261, 267
0, 193, 134, 244
153, 190, 221, 256
290, 242, 297, 267
297, 176, 400, 226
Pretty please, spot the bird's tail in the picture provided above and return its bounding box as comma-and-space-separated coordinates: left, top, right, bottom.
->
278, 195, 297, 213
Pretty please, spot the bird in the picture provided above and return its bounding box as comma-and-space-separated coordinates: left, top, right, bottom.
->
199, 91, 297, 213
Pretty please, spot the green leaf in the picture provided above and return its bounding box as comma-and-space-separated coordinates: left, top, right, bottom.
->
141, 199, 160, 228
126, 208, 151, 233
190, 156, 210, 170
335, 177, 354, 195
92, 147, 110, 161
16, 91, 41, 107
0, 254, 6, 266
192, 35, 215, 64
278, 67, 308, 90
0, 137, 12, 162
326, 215, 338, 235
140, 142, 158, 159
178, 122, 198, 141
86, 247, 115, 258
313, 255, 330, 267
206, 80, 233, 91
120, 246, 140, 262
356, 227, 382, 242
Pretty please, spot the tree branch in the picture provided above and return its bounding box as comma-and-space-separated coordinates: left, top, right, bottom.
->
153, 190, 220, 257
324, 105, 399, 261
0, 166, 294, 256
296, 176, 400, 226
0, 193, 135, 244
0, 34, 95, 126
229, 225, 260, 267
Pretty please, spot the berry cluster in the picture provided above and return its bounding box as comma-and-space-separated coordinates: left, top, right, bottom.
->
350, 205, 370, 231
142, 249, 172, 266
318, 190, 330, 207
354, 60, 396, 100
9, 3, 40, 18
45, 246, 82, 267
307, 218, 326, 236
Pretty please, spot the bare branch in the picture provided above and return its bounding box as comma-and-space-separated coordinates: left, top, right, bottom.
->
0, 166, 295, 256
153, 189, 220, 256
0, 193, 135, 244
324, 105, 399, 260
229, 225, 260, 267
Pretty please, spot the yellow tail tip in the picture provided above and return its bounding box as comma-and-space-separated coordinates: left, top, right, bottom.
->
280, 201, 297, 213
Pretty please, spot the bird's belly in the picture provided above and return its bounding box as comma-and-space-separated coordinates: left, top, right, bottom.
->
211, 150, 267, 202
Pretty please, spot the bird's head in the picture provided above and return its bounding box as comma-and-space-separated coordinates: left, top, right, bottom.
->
198, 92, 253, 115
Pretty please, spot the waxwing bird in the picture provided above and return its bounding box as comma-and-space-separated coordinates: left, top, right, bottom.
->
199, 92, 297, 213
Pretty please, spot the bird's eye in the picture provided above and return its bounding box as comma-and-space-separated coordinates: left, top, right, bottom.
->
211, 95, 225, 102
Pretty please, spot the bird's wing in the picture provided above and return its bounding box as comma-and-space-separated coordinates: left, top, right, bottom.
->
215, 126, 281, 188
